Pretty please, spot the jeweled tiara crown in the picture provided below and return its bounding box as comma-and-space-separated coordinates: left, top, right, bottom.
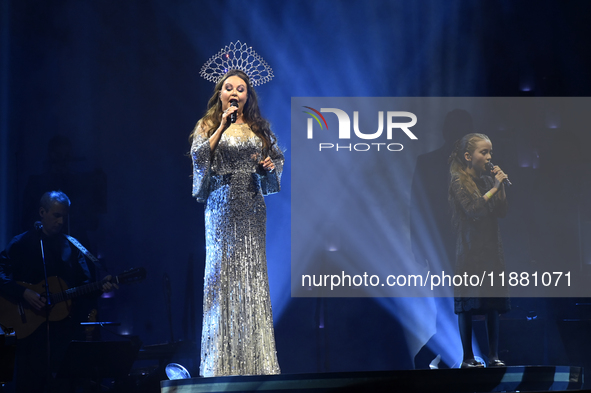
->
200, 41, 274, 87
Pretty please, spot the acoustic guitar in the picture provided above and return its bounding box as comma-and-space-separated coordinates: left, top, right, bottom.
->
0, 267, 146, 339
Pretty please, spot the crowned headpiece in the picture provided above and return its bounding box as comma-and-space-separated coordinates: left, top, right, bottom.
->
200, 41, 274, 87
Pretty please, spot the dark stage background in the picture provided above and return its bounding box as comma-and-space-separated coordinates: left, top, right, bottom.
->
1, 0, 591, 383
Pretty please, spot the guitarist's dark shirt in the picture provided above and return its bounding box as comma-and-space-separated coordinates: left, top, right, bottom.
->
0, 230, 94, 391
0, 230, 92, 302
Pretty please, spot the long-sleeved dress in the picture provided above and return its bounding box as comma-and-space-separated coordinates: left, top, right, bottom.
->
191, 122, 282, 377
449, 174, 510, 314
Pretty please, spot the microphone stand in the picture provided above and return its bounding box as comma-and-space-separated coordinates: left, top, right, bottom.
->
39, 230, 53, 387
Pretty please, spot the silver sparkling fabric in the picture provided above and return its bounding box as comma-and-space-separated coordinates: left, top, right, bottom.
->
191, 123, 283, 377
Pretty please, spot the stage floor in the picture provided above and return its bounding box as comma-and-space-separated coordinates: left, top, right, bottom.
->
160, 365, 584, 392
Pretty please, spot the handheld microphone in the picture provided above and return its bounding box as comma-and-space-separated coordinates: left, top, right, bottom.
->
485, 162, 512, 187
34, 221, 43, 231
229, 99, 238, 123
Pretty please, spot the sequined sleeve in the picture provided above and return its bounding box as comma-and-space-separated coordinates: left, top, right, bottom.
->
260, 144, 284, 195
191, 128, 212, 203
484, 176, 509, 218
449, 177, 489, 219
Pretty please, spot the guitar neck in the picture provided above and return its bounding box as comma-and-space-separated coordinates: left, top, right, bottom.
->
46, 268, 145, 305
50, 278, 109, 304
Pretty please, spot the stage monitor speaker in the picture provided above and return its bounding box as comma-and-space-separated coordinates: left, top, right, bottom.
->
56, 339, 141, 380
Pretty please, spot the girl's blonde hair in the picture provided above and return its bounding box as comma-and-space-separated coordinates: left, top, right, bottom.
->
448, 133, 491, 227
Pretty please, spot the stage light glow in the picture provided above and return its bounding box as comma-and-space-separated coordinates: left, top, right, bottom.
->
166, 363, 191, 380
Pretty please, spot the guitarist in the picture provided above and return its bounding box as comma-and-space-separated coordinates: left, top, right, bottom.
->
0, 191, 116, 392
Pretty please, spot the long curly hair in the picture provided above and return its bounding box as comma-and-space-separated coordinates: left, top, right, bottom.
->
190, 69, 277, 156
448, 133, 491, 227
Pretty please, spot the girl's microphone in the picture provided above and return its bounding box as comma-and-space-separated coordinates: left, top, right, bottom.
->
485, 162, 512, 187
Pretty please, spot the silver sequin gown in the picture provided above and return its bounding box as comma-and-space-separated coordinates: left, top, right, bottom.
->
191, 123, 282, 377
